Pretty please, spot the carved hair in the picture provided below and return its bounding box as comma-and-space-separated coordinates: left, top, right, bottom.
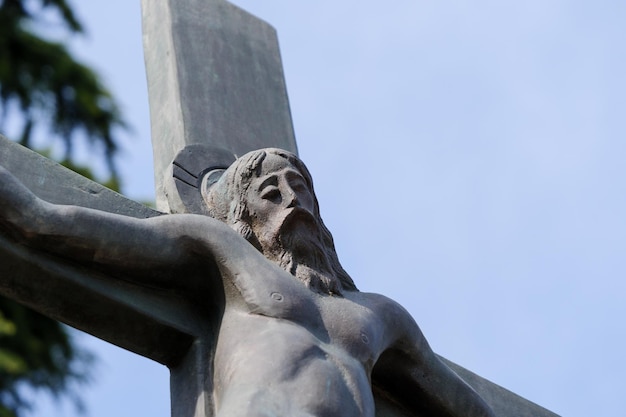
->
205, 148, 357, 292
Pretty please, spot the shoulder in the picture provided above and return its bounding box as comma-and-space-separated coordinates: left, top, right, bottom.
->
150, 213, 235, 237
350, 291, 412, 318
147, 213, 259, 258
350, 291, 424, 346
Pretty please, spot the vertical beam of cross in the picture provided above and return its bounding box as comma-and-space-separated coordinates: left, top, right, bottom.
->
141, 0, 298, 212
140, 2, 300, 415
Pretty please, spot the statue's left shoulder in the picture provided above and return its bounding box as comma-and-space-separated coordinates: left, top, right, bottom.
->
351, 291, 410, 316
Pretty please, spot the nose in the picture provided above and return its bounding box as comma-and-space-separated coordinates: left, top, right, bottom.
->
285, 186, 299, 208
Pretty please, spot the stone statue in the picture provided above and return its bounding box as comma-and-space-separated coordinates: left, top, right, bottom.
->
0, 148, 495, 417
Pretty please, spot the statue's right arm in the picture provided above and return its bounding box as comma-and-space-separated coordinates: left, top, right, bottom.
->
0, 165, 245, 289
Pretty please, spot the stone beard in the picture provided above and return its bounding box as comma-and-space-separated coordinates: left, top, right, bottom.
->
203, 148, 357, 296
272, 207, 342, 296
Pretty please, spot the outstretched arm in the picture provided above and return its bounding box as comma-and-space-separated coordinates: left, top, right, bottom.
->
374, 301, 496, 417
0, 165, 243, 290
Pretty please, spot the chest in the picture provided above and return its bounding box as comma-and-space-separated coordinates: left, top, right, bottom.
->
232, 272, 390, 363
317, 294, 390, 363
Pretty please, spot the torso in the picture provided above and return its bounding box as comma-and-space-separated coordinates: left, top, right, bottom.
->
212, 260, 406, 417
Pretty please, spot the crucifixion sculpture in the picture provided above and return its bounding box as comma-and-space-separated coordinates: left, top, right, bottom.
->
0, 1, 560, 416
0, 148, 495, 417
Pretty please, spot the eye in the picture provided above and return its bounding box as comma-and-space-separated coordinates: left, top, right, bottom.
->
292, 183, 305, 192
260, 186, 281, 202
289, 178, 309, 194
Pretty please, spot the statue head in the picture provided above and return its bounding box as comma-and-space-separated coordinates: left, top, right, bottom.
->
202, 148, 357, 294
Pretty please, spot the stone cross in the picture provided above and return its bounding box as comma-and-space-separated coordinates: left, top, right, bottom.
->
142, 0, 298, 213
0, 1, 558, 416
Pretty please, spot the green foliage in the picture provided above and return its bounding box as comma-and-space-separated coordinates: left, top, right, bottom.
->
0, 300, 93, 417
0, 0, 128, 183
0, 1, 127, 416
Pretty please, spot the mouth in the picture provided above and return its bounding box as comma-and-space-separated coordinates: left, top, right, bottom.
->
283, 206, 315, 224
278, 208, 323, 252
278, 207, 318, 239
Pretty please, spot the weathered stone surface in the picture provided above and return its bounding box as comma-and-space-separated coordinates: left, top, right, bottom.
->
442, 358, 559, 417
0, 135, 196, 366
141, 0, 297, 213
0, 0, 562, 415
1, 143, 559, 417
166, 144, 236, 215
0, 135, 156, 217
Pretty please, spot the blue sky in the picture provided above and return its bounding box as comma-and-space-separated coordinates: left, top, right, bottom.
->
17, 1, 626, 417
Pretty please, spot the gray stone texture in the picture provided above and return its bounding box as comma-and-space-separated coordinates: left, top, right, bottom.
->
0, 135, 195, 366
0, 136, 156, 218
0, 138, 559, 416
141, 0, 297, 212
0, 0, 562, 415
0, 135, 216, 415
442, 358, 559, 417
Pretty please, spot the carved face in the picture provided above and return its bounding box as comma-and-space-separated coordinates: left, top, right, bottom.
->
204, 148, 358, 293
244, 154, 316, 250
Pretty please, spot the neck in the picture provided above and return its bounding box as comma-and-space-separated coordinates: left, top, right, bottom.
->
265, 247, 344, 296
